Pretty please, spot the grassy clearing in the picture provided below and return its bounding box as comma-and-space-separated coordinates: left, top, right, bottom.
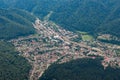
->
82, 35, 94, 41
76, 31, 94, 41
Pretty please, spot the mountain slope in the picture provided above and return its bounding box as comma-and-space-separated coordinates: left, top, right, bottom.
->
0, 41, 31, 80
40, 58, 120, 80
0, 9, 36, 40
1, 0, 120, 38
49, 0, 120, 35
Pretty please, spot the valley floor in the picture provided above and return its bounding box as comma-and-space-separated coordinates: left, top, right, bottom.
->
11, 18, 120, 80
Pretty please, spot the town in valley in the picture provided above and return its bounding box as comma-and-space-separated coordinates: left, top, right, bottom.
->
11, 18, 120, 80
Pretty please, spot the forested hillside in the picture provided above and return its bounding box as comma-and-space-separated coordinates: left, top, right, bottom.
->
40, 58, 120, 80
0, 41, 31, 80
0, 9, 36, 40
0, 0, 120, 38
49, 0, 120, 38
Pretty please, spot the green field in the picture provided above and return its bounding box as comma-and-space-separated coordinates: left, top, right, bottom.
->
82, 35, 94, 41
76, 31, 94, 41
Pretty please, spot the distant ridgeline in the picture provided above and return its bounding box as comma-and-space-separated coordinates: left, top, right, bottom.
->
40, 57, 120, 80
0, 41, 31, 80
0, 0, 120, 43
0, 9, 36, 40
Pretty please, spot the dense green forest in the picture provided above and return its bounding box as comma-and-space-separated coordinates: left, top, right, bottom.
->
0, 41, 31, 80
40, 57, 120, 80
0, 9, 36, 40
0, 0, 120, 38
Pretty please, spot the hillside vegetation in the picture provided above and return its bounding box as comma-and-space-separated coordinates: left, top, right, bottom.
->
1, 0, 120, 38
0, 9, 36, 40
40, 57, 120, 80
0, 41, 31, 80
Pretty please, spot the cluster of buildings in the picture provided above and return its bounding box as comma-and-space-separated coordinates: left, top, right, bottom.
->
11, 18, 120, 80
